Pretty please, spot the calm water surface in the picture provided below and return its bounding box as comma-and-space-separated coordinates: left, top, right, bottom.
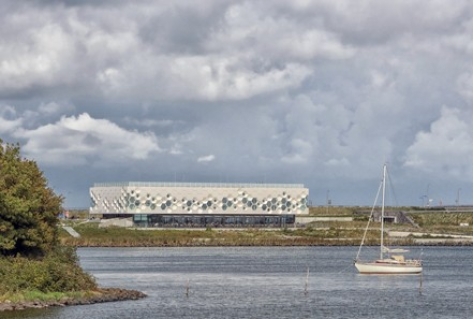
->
3, 246, 472, 319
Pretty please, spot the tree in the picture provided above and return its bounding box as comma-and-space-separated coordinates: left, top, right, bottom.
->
0, 139, 63, 257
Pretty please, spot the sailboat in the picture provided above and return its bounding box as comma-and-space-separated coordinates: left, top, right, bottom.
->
354, 163, 422, 274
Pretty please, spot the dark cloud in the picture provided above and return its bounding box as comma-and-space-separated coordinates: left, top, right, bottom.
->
0, 0, 471, 207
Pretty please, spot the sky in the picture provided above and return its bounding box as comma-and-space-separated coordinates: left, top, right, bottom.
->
0, 0, 472, 208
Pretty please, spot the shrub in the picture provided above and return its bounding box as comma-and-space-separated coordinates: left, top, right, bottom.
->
0, 247, 96, 294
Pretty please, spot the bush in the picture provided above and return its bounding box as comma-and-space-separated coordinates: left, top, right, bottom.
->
0, 247, 96, 294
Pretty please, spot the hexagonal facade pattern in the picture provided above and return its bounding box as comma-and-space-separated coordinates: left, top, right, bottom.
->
90, 182, 309, 216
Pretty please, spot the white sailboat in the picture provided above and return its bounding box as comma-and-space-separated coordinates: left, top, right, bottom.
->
354, 164, 422, 275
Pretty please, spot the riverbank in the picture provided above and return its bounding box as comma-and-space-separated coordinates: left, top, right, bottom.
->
0, 288, 146, 312
60, 208, 473, 248
59, 219, 472, 247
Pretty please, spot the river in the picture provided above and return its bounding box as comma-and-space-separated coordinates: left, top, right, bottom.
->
3, 246, 472, 319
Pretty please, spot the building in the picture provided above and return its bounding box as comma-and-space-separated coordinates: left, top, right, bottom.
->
90, 182, 309, 228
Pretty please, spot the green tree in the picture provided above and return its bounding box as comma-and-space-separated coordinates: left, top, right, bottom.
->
0, 139, 63, 257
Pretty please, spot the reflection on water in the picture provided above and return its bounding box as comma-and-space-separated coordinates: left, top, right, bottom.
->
2, 246, 472, 319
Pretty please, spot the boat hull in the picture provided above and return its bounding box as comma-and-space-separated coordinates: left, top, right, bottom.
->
355, 261, 422, 274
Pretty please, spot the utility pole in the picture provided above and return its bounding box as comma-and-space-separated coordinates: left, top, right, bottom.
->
326, 190, 330, 215
426, 184, 430, 207
456, 188, 461, 211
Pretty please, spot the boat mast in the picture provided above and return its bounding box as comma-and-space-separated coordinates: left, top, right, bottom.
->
380, 163, 386, 260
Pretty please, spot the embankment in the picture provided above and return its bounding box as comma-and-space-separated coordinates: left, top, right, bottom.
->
0, 288, 146, 312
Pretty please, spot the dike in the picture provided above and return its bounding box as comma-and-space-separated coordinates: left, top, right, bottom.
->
0, 288, 147, 312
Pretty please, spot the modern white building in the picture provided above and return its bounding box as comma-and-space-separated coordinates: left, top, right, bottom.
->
90, 182, 309, 227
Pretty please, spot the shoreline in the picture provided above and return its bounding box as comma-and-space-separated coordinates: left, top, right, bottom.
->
67, 238, 472, 247
0, 288, 146, 312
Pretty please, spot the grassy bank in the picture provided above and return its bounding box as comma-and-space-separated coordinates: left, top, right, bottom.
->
0, 247, 96, 300
60, 222, 426, 247
0, 288, 146, 311
0, 247, 146, 309
60, 207, 472, 247
408, 211, 473, 234
1, 290, 93, 304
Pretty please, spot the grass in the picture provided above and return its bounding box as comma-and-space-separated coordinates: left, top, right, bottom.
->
408, 211, 472, 235
308, 206, 358, 216
59, 220, 419, 247
0, 290, 86, 303
0, 248, 97, 297
59, 206, 472, 247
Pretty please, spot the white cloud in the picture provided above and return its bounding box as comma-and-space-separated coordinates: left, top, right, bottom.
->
277, 29, 355, 60
186, 60, 311, 100
456, 72, 473, 103
324, 157, 350, 167
13, 113, 161, 167
0, 105, 22, 134
93, 54, 312, 101
0, 22, 78, 92
281, 139, 312, 164
403, 106, 472, 180
209, 2, 355, 61
197, 154, 216, 162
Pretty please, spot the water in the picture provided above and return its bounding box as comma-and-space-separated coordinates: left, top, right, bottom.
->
3, 246, 472, 319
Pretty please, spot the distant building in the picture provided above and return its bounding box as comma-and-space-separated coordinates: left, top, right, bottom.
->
89, 182, 309, 228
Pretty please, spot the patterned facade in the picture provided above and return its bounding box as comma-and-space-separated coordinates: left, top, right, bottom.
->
90, 182, 309, 216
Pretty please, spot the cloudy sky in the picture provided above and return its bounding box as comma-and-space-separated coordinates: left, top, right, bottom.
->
0, 0, 472, 208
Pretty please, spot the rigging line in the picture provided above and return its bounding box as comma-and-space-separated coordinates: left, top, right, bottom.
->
355, 180, 383, 261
